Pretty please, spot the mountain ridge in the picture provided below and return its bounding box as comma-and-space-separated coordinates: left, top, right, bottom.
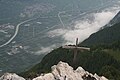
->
81, 11, 120, 46
107, 11, 120, 26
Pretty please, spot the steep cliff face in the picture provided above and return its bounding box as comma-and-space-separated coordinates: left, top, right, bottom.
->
33, 61, 108, 80
0, 73, 25, 80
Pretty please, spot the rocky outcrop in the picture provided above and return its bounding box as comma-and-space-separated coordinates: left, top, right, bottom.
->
0, 73, 25, 80
33, 61, 108, 80
0, 61, 108, 80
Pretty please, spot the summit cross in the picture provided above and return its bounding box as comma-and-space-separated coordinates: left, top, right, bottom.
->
62, 38, 90, 64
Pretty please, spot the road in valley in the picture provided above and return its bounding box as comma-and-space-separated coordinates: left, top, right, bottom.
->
1, 4, 110, 48
0, 18, 36, 48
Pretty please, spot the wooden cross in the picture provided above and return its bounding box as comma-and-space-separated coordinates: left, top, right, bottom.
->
62, 38, 90, 64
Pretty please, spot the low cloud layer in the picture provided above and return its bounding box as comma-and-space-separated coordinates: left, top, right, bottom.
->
47, 6, 120, 45
63, 11, 118, 44
35, 44, 57, 55
35, 5, 120, 55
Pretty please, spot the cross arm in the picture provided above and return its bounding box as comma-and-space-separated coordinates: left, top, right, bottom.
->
62, 45, 90, 51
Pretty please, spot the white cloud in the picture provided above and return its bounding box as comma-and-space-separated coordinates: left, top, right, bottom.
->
35, 45, 56, 55
63, 10, 118, 44
47, 29, 67, 38
47, 6, 120, 45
